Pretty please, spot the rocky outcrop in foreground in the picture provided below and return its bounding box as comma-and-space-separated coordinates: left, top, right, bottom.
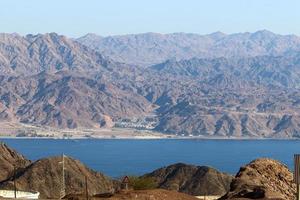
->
221, 158, 296, 200
0, 142, 30, 181
66, 189, 200, 200
143, 163, 233, 196
0, 143, 298, 200
100, 189, 199, 200
0, 156, 114, 199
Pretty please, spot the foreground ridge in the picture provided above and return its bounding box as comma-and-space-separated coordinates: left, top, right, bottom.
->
0, 143, 297, 199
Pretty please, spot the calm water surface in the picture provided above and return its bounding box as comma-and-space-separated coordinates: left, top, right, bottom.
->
1, 139, 299, 178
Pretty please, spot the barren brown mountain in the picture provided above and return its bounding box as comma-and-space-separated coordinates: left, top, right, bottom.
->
143, 163, 233, 196
0, 156, 114, 199
64, 189, 200, 200
220, 159, 296, 200
2, 32, 300, 137
0, 142, 30, 181
77, 31, 300, 66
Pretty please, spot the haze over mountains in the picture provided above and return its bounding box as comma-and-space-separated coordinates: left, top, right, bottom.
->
1, 30, 300, 138
77, 30, 300, 65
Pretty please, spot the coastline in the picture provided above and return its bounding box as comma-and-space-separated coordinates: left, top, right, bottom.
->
0, 122, 299, 140
0, 135, 299, 140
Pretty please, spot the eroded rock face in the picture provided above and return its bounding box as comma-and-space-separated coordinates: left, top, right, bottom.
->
220, 158, 296, 200
3, 32, 300, 138
0, 156, 114, 199
0, 142, 31, 181
143, 163, 233, 196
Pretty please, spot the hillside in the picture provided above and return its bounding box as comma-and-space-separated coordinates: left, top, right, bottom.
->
150, 56, 300, 137
77, 30, 300, 65
0, 143, 298, 199
0, 156, 114, 199
0, 33, 152, 129
0, 143, 30, 181
2, 31, 300, 137
96, 189, 200, 200
143, 163, 233, 196
220, 158, 296, 200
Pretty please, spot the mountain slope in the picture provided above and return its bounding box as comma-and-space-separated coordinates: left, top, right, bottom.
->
0, 33, 152, 129
0, 156, 114, 199
149, 56, 300, 137
0, 33, 115, 75
0, 72, 152, 128
0, 143, 31, 181
143, 163, 233, 196
2, 32, 300, 137
77, 30, 300, 65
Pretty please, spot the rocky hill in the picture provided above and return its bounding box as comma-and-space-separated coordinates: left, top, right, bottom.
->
147, 55, 300, 137
0, 33, 152, 128
0, 32, 114, 75
0, 142, 30, 181
2, 32, 300, 137
66, 189, 200, 200
143, 163, 233, 196
0, 155, 114, 199
0, 143, 297, 199
77, 30, 300, 65
220, 158, 296, 200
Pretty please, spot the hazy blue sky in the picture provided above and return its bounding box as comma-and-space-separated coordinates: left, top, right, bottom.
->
1, 0, 299, 37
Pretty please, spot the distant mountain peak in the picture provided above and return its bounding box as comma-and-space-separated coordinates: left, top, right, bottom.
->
76, 30, 300, 65
80, 33, 102, 39
254, 29, 275, 34
207, 31, 227, 39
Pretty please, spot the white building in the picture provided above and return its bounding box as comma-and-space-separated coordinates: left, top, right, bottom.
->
0, 190, 39, 199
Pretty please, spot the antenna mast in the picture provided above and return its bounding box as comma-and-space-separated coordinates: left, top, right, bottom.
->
60, 154, 66, 199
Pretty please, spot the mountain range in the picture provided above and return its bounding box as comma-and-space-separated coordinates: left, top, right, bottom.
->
1, 30, 300, 138
77, 30, 300, 65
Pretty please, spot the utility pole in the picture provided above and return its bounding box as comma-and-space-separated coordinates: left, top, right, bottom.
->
85, 176, 89, 200
13, 166, 17, 199
59, 154, 66, 199
294, 154, 300, 200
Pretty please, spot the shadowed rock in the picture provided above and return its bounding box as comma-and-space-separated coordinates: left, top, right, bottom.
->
0, 156, 114, 199
143, 163, 233, 196
0, 142, 31, 181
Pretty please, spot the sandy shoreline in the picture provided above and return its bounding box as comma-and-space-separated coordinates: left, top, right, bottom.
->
0, 122, 299, 140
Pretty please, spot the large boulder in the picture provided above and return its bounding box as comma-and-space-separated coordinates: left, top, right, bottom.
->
220, 158, 296, 200
143, 163, 233, 196
0, 156, 114, 199
0, 142, 31, 181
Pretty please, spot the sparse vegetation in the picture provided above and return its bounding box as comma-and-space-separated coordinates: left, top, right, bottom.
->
128, 176, 158, 190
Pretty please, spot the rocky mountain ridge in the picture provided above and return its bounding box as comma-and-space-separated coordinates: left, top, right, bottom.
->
1, 31, 300, 137
0, 142, 30, 181
77, 30, 300, 65
143, 163, 233, 196
0, 143, 297, 199
220, 158, 296, 200
0, 156, 114, 199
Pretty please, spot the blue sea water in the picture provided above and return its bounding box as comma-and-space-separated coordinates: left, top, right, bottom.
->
1, 139, 299, 178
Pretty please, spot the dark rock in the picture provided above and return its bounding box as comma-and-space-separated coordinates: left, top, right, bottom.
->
0, 156, 114, 199
0, 142, 31, 181
143, 163, 233, 196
